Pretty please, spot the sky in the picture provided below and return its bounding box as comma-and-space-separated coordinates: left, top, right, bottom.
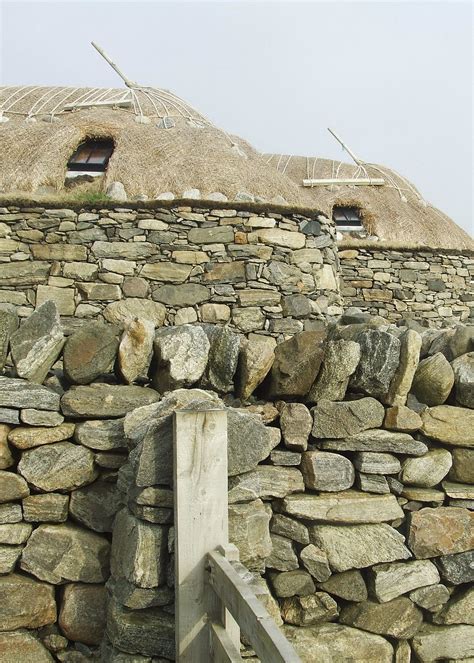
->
0, 0, 472, 236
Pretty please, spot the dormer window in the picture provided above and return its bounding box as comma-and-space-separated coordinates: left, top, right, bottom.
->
67, 138, 114, 175
332, 206, 364, 231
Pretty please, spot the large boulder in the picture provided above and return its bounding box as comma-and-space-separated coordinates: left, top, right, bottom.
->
421, 405, 474, 447
451, 352, 474, 409
307, 339, 360, 402
153, 325, 210, 391
340, 597, 423, 639
103, 298, 166, 327
61, 383, 160, 418
370, 559, 440, 602
202, 326, 240, 393
263, 330, 327, 399
408, 507, 474, 558
411, 353, 455, 406
10, 301, 64, 383
401, 449, 452, 487
236, 333, 276, 400
20, 523, 110, 584
63, 321, 119, 384
0, 573, 56, 630
350, 330, 401, 400
283, 623, 393, 663
18, 442, 97, 492
58, 583, 107, 645
311, 397, 384, 439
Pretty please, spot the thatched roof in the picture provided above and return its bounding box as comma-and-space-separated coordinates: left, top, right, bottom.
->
0, 86, 315, 207
265, 154, 474, 251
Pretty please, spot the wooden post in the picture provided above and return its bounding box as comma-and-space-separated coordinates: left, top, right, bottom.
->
174, 409, 239, 661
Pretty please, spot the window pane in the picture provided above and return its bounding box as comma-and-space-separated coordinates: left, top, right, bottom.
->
68, 139, 114, 171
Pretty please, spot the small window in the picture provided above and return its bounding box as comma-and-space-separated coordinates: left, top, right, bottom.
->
332, 206, 364, 231
67, 138, 114, 173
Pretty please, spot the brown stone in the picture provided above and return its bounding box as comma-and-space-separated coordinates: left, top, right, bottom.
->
408, 507, 474, 558
59, 583, 107, 645
421, 405, 474, 447
384, 406, 422, 432
0, 573, 56, 630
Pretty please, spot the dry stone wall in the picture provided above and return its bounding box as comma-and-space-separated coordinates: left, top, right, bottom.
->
339, 246, 474, 327
0, 297, 473, 662
0, 203, 341, 339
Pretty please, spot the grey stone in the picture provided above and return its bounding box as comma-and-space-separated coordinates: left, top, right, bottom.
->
0, 503, 22, 523
281, 592, 339, 626
20, 409, 64, 427
152, 283, 210, 307
59, 583, 107, 646
311, 397, 385, 439
0, 522, 32, 544
318, 570, 368, 602
111, 509, 167, 588
92, 241, 157, 259
188, 226, 234, 244
263, 330, 327, 399
300, 451, 355, 491
227, 409, 281, 476
0, 573, 56, 629
118, 319, 155, 385
236, 333, 276, 400
228, 466, 304, 503
269, 449, 302, 466
61, 383, 160, 418
0, 260, 50, 286
300, 544, 331, 581
203, 326, 240, 393
77, 282, 122, 301
21, 523, 110, 584
0, 377, 60, 410
421, 405, 474, 447
63, 322, 119, 384
10, 301, 64, 383
308, 339, 360, 403
0, 470, 30, 503
322, 429, 428, 455
350, 329, 401, 400
0, 408, 19, 425
412, 353, 455, 406
153, 325, 210, 391
266, 534, 299, 571
106, 598, 174, 659
310, 523, 411, 572
451, 352, 474, 408
410, 583, 451, 611
357, 472, 390, 494
270, 569, 315, 598
412, 624, 474, 662
0, 304, 18, 371
408, 507, 474, 558
0, 545, 23, 573
280, 403, 312, 452
283, 623, 393, 663
340, 597, 423, 639
74, 418, 125, 451
353, 452, 401, 475
370, 559, 440, 602
228, 499, 271, 572
0, 631, 54, 662
107, 577, 173, 610
270, 513, 309, 545
231, 307, 265, 333
401, 449, 453, 487
8, 423, 75, 449
281, 294, 312, 318
69, 480, 121, 532
103, 299, 166, 327
22, 493, 69, 523
433, 586, 474, 625
386, 329, 422, 406
18, 442, 97, 492
284, 492, 403, 524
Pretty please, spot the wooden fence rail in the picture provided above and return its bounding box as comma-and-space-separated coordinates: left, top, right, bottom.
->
173, 408, 301, 663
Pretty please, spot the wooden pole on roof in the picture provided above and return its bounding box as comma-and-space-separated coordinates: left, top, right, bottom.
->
327, 127, 363, 166
91, 41, 139, 88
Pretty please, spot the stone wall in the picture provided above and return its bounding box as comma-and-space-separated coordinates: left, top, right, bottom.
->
339, 245, 474, 326
0, 203, 341, 339
0, 298, 473, 662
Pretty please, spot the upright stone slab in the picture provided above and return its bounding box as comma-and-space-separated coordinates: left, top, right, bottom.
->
0, 303, 18, 371
153, 324, 210, 391
308, 339, 360, 402
350, 329, 401, 400
10, 301, 64, 383
236, 333, 276, 400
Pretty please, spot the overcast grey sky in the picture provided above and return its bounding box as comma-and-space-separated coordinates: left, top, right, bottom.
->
0, 0, 472, 235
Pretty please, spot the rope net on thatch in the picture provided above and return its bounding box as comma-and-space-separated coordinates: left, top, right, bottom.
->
265, 154, 474, 250
0, 86, 317, 208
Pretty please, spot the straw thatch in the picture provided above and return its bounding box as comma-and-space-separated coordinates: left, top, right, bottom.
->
265, 154, 473, 250
0, 86, 315, 207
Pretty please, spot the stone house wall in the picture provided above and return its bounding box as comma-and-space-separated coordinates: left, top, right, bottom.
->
0, 296, 473, 662
0, 203, 341, 339
339, 245, 474, 326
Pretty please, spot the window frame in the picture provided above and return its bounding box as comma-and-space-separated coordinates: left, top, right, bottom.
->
67, 138, 115, 173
